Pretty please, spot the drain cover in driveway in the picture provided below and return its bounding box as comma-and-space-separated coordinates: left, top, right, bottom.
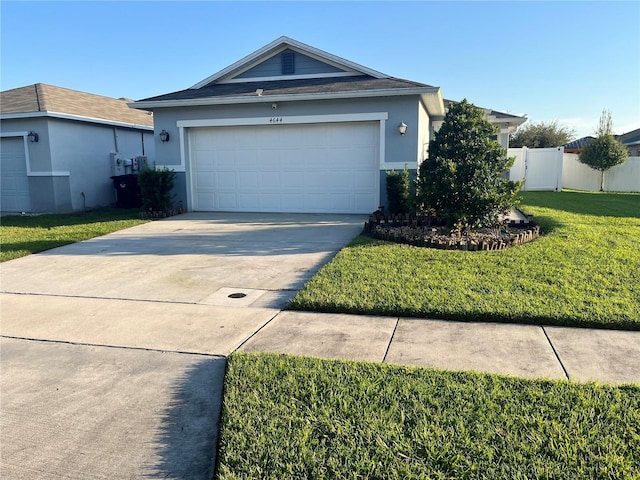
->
201, 287, 269, 307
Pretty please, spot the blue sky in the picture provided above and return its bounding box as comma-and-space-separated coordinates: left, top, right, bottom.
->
2, 1, 638, 138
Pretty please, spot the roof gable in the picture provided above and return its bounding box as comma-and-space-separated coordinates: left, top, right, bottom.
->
1, 83, 153, 128
191, 36, 388, 89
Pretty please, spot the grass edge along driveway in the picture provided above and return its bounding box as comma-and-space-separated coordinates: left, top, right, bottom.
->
215, 352, 640, 479
289, 191, 640, 330
0, 209, 148, 262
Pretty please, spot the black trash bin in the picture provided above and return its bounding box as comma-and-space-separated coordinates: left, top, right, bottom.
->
110, 174, 141, 208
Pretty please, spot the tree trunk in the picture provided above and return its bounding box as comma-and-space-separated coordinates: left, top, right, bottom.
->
600, 170, 605, 192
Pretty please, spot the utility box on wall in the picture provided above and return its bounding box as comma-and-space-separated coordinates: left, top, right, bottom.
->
110, 152, 125, 176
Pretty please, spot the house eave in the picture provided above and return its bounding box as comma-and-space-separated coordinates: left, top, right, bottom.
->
487, 115, 528, 128
0, 111, 154, 130
130, 86, 444, 115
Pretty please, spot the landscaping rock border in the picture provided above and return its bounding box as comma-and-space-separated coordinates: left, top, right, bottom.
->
364, 213, 540, 251
139, 205, 187, 219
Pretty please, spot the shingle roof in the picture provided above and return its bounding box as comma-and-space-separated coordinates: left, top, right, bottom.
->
443, 99, 525, 122
1, 83, 153, 127
617, 128, 640, 145
137, 75, 435, 103
563, 136, 595, 149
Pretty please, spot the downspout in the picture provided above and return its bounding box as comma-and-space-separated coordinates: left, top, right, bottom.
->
113, 127, 119, 152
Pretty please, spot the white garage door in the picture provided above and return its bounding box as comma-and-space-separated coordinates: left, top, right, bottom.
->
1, 137, 31, 212
189, 122, 379, 213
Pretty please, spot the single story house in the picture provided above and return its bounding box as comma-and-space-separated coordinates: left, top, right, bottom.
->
131, 36, 525, 214
617, 128, 640, 156
563, 136, 596, 154
0, 83, 154, 213
563, 128, 640, 156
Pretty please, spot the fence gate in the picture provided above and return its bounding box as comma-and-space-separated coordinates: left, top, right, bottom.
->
508, 147, 563, 191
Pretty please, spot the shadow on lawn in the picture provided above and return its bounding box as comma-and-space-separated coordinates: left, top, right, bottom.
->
0, 208, 142, 228
520, 191, 640, 218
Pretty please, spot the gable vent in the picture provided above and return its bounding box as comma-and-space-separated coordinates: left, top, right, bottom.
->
281, 51, 295, 75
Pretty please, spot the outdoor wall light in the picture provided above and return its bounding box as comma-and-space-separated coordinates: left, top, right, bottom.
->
398, 122, 408, 136
159, 129, 170, 143
27, 131, 39, 143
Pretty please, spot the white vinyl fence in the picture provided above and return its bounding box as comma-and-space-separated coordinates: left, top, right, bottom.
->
563, 154, 640, 192
507, 147, 563, 191
508, 147, 640, 192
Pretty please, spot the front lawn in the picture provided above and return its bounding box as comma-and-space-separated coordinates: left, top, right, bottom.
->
216, 353, 640, 479
289, 191, 640, 330
0, 209, 148, 262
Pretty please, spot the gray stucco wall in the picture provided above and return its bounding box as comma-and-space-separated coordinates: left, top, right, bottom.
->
0, 117, 152, 213
48, 119, 151, 211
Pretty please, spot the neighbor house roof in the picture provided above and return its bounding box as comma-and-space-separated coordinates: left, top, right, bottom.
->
617, 127, 640, 146
563, 136, 595, 150
131, 36, 445, 116
1, 83, 153, 129
443, 99, 527, 129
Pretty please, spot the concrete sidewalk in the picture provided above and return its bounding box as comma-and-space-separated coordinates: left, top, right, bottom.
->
4, 292, 639, 385
2, 293, 639, 479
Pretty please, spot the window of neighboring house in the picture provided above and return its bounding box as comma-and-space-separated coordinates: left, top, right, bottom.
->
282, 51, 295, 75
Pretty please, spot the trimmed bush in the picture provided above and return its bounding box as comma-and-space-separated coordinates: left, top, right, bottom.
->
386, 166, 411, 214
137, 167, 176, 213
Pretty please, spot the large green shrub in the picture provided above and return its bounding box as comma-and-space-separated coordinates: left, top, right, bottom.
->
417, 99, 522, 228
385, 165, 411, 214
137, 167, 176, 213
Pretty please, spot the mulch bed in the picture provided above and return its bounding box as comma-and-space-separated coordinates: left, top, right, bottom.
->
364, 213, 540, 251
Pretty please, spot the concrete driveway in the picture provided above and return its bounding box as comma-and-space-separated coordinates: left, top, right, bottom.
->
0, 212, 364, 479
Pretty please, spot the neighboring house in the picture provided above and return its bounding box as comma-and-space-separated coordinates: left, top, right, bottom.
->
0, 84, 154, 213
563, 136, 595, 154
131, 36, 526, 214
617, 128, 640, 156
563, 128, 640, 155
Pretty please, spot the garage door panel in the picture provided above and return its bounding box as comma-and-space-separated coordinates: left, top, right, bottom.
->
218, 193, 239, 210
195, 173, 215, 190
217, 171, 236, 187
196, 193, 215, 210
238, 193, 260, 210
237, 172, 259, 188
190, 122, 378, 213
258, 193, 282, 210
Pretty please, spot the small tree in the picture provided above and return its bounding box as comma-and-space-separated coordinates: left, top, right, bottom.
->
385, 165, 411, 214
510, 120, 575, 148
579, 110, 628, 191
417, 99, 522, 228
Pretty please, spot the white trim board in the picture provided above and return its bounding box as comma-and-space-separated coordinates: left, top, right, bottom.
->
176, 112, 388, 128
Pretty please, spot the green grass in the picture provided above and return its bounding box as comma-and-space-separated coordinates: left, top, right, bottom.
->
216, 353, 640, 479
289, 191, 640, 330
0, 209, 148, 262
